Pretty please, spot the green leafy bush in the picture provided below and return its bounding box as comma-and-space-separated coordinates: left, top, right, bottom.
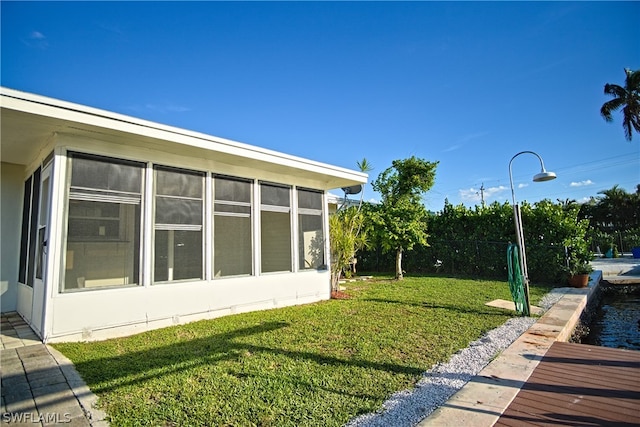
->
359, 199, 592, 284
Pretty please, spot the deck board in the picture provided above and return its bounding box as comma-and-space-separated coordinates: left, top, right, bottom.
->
495, 341, 640, 426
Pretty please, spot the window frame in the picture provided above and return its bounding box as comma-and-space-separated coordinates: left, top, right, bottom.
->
152, 165, 206, 284
61, 152, 145, 292
259, 182, 293, 274
212, 175, 254, 278
296, 187, 326, 271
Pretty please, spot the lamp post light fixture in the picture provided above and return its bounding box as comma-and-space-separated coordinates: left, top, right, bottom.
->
508, 151, 556, 314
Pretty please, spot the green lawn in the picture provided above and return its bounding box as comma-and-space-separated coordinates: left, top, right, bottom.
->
54, 276, 551, 427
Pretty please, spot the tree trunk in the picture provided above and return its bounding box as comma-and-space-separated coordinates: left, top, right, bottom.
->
331, 270, 342, 293
395, 247, 403, 280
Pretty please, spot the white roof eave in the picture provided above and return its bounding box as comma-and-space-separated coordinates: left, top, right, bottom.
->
1, 87, 367, 190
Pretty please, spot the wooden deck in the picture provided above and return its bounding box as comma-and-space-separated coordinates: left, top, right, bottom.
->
495, 341, 640, 426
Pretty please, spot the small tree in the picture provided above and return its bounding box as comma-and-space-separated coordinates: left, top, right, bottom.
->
372, 156, 438, 280
329, 159, 373, 292
329, 207, 368, 291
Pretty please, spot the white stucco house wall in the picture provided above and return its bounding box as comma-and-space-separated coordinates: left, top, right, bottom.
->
0, 87, 367, 342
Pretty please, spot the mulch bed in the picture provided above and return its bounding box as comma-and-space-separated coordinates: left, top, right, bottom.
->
330, 290, 351, 300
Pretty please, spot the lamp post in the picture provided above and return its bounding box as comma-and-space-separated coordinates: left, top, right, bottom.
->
508, 151, 556, 314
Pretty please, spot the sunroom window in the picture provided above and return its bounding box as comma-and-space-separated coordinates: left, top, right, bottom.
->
297, 188, 325, 270
153, 167, 204, 283
214, 176, 252, 277
260, 183, 292, 273
63, 154, 143, 291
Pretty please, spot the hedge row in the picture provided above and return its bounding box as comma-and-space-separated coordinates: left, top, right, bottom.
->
358, 200, 591, 284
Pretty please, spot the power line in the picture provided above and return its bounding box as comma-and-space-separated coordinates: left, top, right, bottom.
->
436, 152, 638, 196
508, 153, 638, 187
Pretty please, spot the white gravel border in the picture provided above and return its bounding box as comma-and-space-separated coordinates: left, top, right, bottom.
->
345, 290, 567, 427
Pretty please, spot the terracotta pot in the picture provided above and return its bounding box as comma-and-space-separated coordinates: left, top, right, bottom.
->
568, 274, 590, 288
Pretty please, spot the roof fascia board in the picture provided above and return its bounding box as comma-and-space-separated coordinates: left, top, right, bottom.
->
1, 87, 367, 185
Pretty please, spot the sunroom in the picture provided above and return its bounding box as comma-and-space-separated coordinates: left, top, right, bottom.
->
0, 87, 367, 342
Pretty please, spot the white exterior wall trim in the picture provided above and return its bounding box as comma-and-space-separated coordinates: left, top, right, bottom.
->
46, 271, 330, 343
42, 148, 68, 341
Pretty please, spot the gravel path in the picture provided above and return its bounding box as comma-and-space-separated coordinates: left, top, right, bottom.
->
345, 289, 567, 427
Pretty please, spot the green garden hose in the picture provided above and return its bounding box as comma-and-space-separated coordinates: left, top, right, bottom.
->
507, 244, 530, 316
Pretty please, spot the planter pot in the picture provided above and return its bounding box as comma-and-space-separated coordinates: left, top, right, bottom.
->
632, 247, 640, 259
568, 274, 590, 288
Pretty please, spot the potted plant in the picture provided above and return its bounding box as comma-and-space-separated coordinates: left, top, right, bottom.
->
567, 262, 593, 288
565, 246, 593, 288
627, 234, 640, 259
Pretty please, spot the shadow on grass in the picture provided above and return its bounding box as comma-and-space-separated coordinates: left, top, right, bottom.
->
358, 272, 505, 281
225, 367, 381, 401
70, 321, 423, 395
363, 298, 506, 316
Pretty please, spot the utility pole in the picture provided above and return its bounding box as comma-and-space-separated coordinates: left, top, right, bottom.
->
479, 183, 486, 208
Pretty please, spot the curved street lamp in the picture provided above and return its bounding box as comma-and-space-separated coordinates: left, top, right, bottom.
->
508, 151, 556, 314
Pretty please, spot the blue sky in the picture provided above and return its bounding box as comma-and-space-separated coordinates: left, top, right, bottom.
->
2, 1, 638, 211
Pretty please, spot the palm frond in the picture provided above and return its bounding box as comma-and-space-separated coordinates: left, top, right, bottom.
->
356, 158, 374, 173
600, 98, 624, 121
622, 105, 640, 141
625, 68, 640, 91
604, 83, 626, 98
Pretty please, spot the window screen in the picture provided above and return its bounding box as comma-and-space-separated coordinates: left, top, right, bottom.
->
63, 154, 143, 291
35, 174, 51, 280
214, 176, 252, 277
70, 156, 142, 193
297, 189, 325, 270
27, 168, 41, 287
261, 183, 290, 207
260, 183, 292, 273
154, 167, 204, 283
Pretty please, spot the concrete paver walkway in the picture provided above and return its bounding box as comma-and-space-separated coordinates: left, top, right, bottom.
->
1, 313, 108, 426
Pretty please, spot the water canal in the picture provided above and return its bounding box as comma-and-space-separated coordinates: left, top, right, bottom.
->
580, 284, 640, 350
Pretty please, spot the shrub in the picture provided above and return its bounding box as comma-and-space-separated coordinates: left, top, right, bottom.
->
359, 199, 591, 284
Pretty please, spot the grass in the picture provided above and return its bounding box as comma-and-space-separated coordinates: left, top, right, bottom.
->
54, 276, 551, 427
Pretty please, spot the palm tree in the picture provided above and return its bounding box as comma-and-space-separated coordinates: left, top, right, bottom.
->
600, 68, 640, 141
